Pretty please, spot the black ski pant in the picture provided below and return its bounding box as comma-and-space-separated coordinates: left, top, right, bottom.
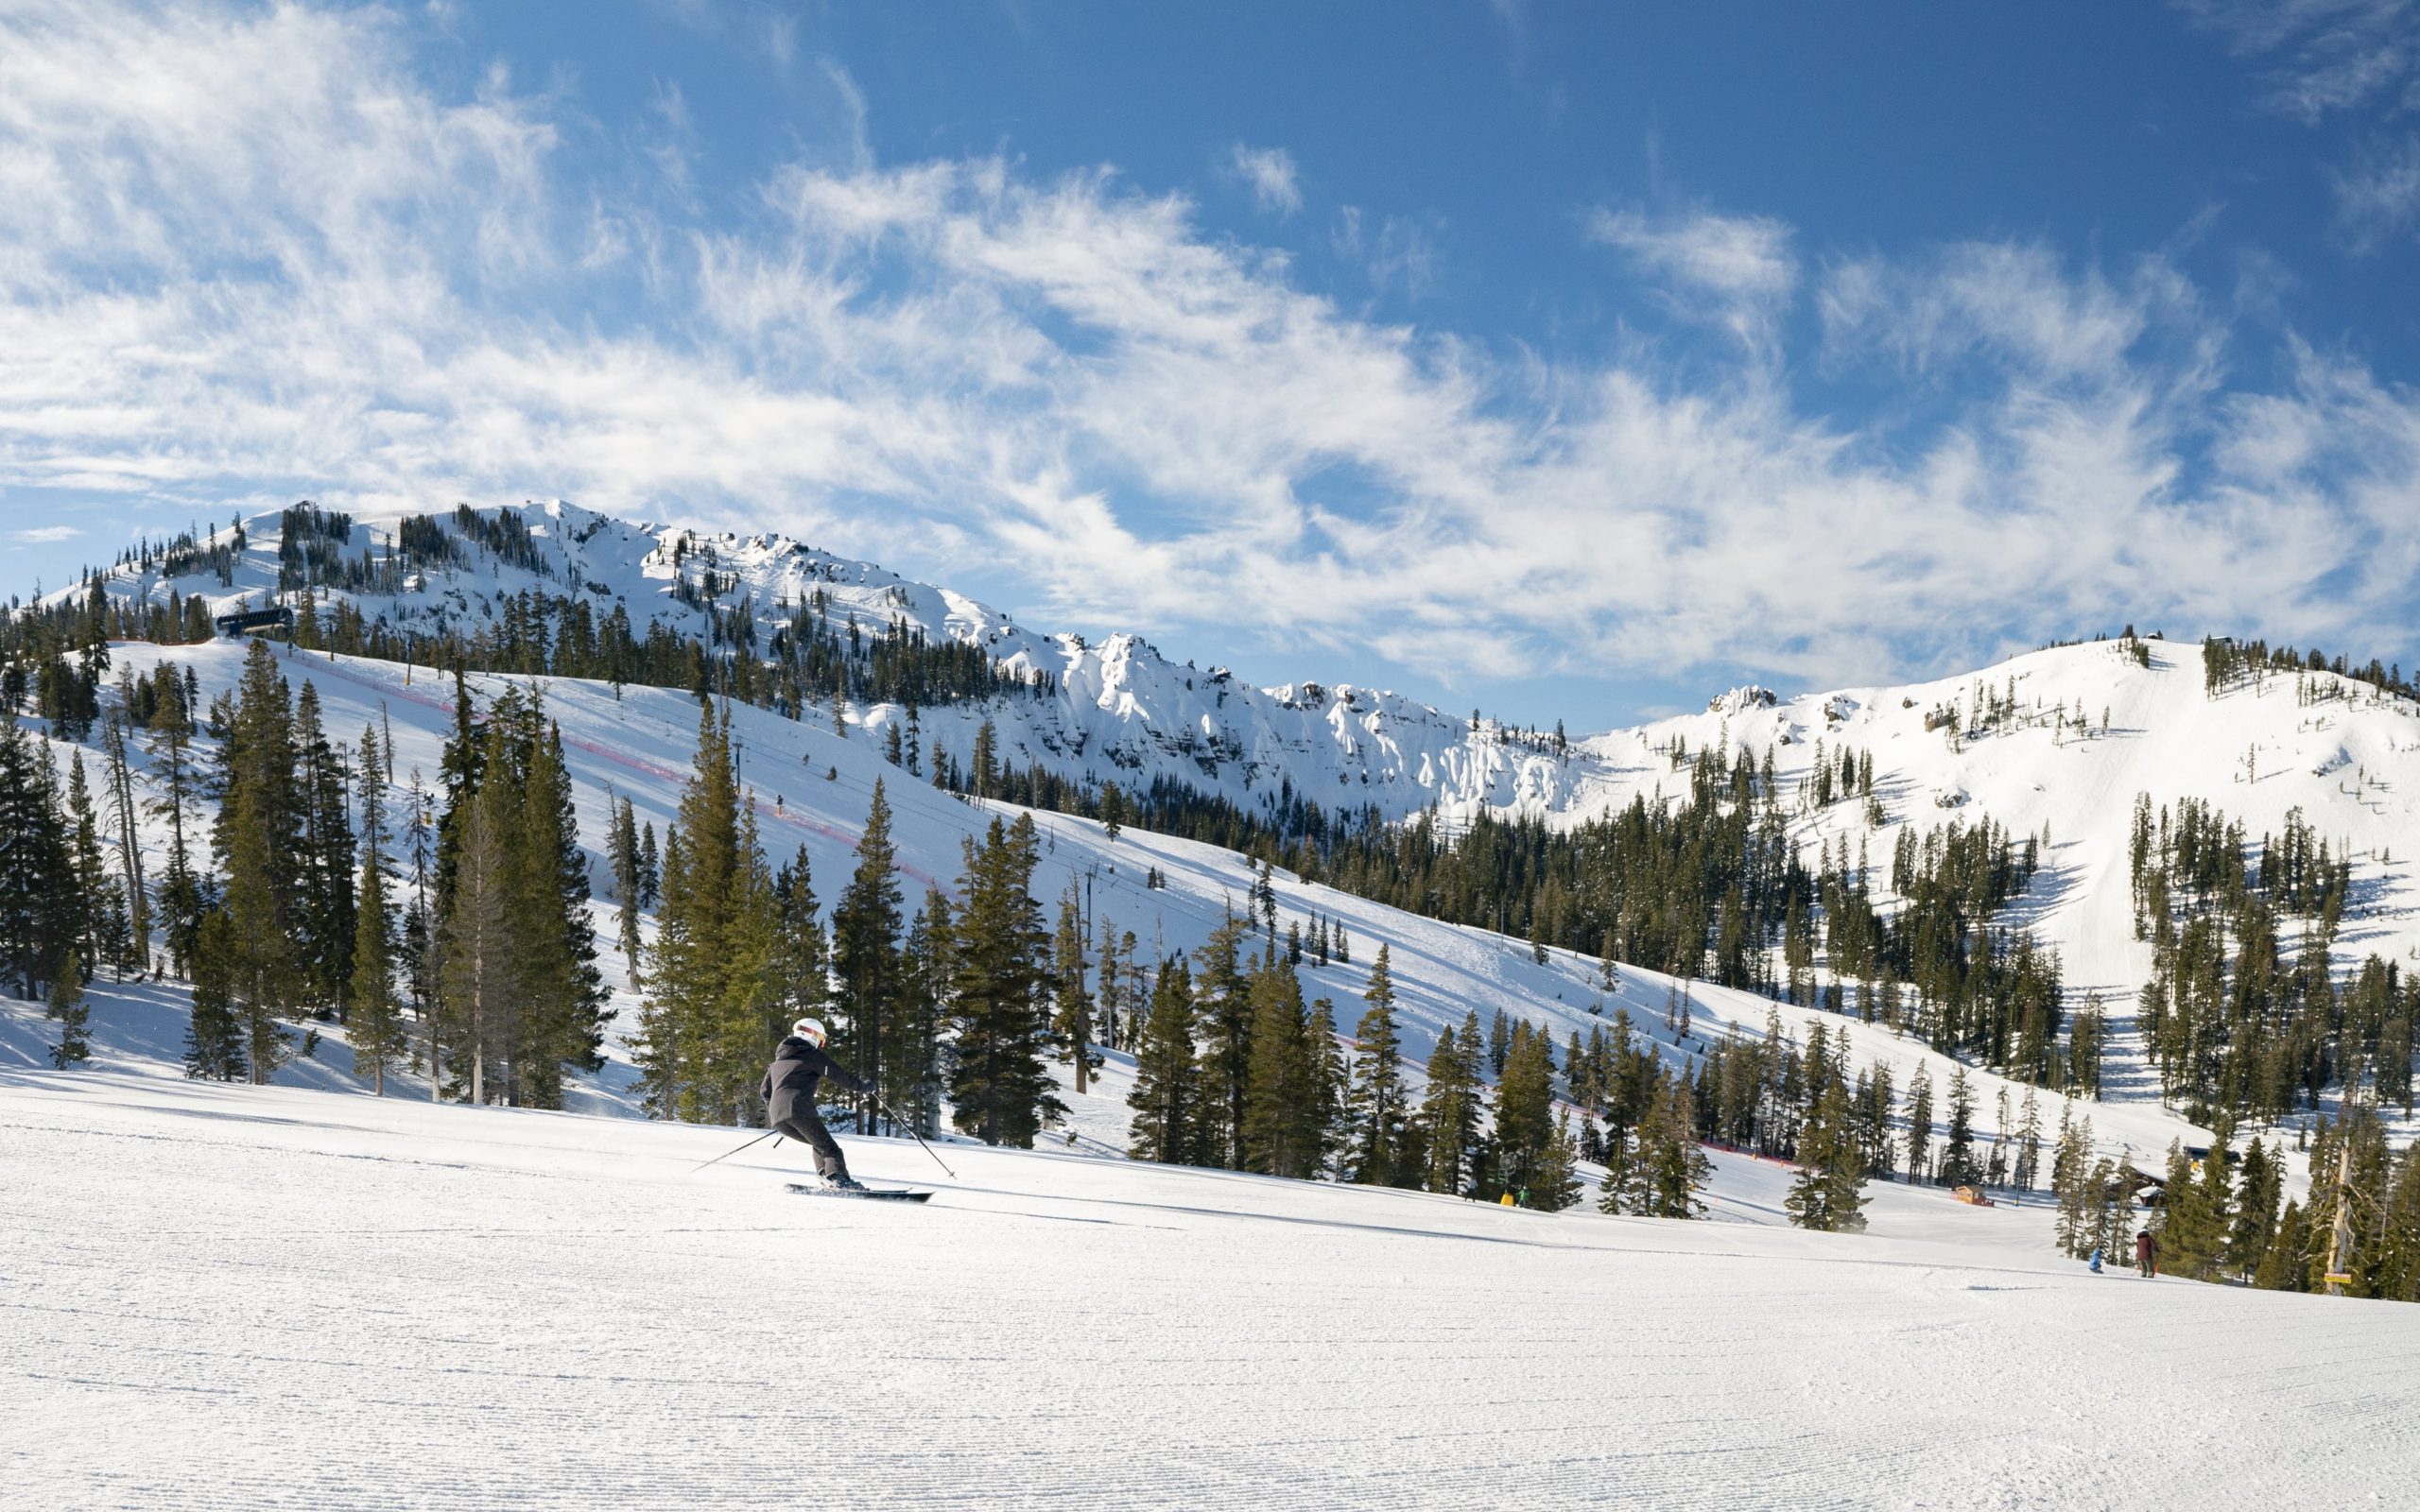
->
774, 1111, 848, 1180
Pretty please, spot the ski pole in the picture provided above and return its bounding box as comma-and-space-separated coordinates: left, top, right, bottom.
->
692, 1128, 780, 1174
878, 1096, 958, 1180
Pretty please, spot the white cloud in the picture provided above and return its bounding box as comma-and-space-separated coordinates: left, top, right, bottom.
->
11, 524, 81, 543
2179, 0, 2420, 122
2328, 132, 2420, 248
0, 0, 2416, 697
1588, 205, 1795, 352
1229, 143, 1303, 217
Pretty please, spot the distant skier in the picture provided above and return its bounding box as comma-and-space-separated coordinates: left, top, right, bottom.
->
2135, 1227, 2158, 1279
2088, 1246, 2102, 1274
761, 1018, 870, 1192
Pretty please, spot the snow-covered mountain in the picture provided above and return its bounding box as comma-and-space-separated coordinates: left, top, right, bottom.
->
63, 500, 2420, 1047
66, 500, 1594, 818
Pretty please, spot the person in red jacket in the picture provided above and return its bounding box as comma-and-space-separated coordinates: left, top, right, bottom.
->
759, 1017, 870, 1191
2135, 1227, 2158, 1279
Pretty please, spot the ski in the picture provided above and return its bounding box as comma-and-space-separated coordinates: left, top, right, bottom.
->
786, 1182, 931, 1203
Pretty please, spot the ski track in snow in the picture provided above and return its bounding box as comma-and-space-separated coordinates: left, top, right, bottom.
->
5, 1071, 2416, 1511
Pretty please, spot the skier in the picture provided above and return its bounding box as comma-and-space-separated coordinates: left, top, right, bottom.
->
761, 1018, 870, 1192
2134, 1226, 2158, 1279
2088, 1246, 2102, 1275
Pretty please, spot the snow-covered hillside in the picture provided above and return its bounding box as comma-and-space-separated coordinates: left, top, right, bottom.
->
56, 502, 2420, 1134
9, 636, 2232, 1176
8, 1061, 2418, 1510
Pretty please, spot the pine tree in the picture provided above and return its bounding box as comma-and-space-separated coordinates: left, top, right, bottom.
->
1530, 1109, 1582, 1211
2226, 1138, 2282, 1281
1306, 994, 1347, 1177
1632, 1072, 1712, 1218
99, 710, 148, 973
830, 778, 905, 1134
142, 672, 206, 975
947, 814, 1063, 1147
2014, 1087, 2044, 1191
46, 947, 90, 1068
1193, 913, 1254, 1169
348, 736, 406, 1094
1597, 1118, 1638, 1214
1127, 955, 1197, 1162
215, 639, 302, 1052
1241, 953, 1322, 1177
1050, 885, 1100, 1094
0, 719, 73, 998
183, 909, 246, 1081
1490, 1022, 1557, 1201
609, 795, 643, 979
510, 711, 607, 1106
291, 682, 355, 1011
638, 703, 747, 1120
1939, 1064, 1979, 1187
893, 885, 953, 1136
63, 755, 123, 976
1904, 1062, 1934, 1182
1785, 1080, 1869, 1231
438, 773, 511, 1105
1417, 1020, 1479, 1195
1345, 943, 1406, 1185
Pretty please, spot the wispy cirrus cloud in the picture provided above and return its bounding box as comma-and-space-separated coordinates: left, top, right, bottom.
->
1228, 143, 1303, 217
1587, 204, 1795, 352
2, 0, 2417, 699
11, 524, 81, 543
2177, 1, 2420, 249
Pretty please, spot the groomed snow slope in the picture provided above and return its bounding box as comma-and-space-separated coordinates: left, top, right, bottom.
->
69, 637, 2228, 1170
6, 1066, 2416, 1511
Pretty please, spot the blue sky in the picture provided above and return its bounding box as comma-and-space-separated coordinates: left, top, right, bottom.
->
5, 1, 2420, 726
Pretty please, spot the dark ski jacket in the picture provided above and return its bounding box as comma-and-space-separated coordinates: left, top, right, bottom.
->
2135, 1230, 2156, 1263
761, 1037, 868, 1125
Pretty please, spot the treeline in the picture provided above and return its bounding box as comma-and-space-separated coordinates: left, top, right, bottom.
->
2128, 791, 2409, 1122
629, 718, 1072, 1150
2045, 1106, 2420, 1303
3, 630, 606, 1105
908, 720, 2082, 1099
2204, 634, 2416, 706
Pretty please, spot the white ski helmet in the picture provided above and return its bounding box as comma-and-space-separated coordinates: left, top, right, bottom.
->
792, 1017, 827, 1047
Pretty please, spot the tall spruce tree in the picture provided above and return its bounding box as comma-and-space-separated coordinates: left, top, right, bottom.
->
1193, 913, 1254, 1169
638, 702, 749, 1120
1786, 1079, 1869, 1231
892, 885, 954, 1136
348, 728, 406, 1093
1418, 1019, 1480, 1195
1127, 956, 1197, 1162
1632, 1071, 1713, 1219
1904, 1062, 1934, 1182
1050, 884, 1100, 1094
1490, 1022, 1557, 1201
830, 778, 905, 1134
215, 639, 302, 1052
46, 948, 89, 1068
947, 814, 1063, 1147
1346, 942, 1407, 1185
183, 909, 246, 1081
1240, 951, 1322, 1177
142, 672, 206, 975
610, 796, 643, 978
438, 772, 511, 1104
